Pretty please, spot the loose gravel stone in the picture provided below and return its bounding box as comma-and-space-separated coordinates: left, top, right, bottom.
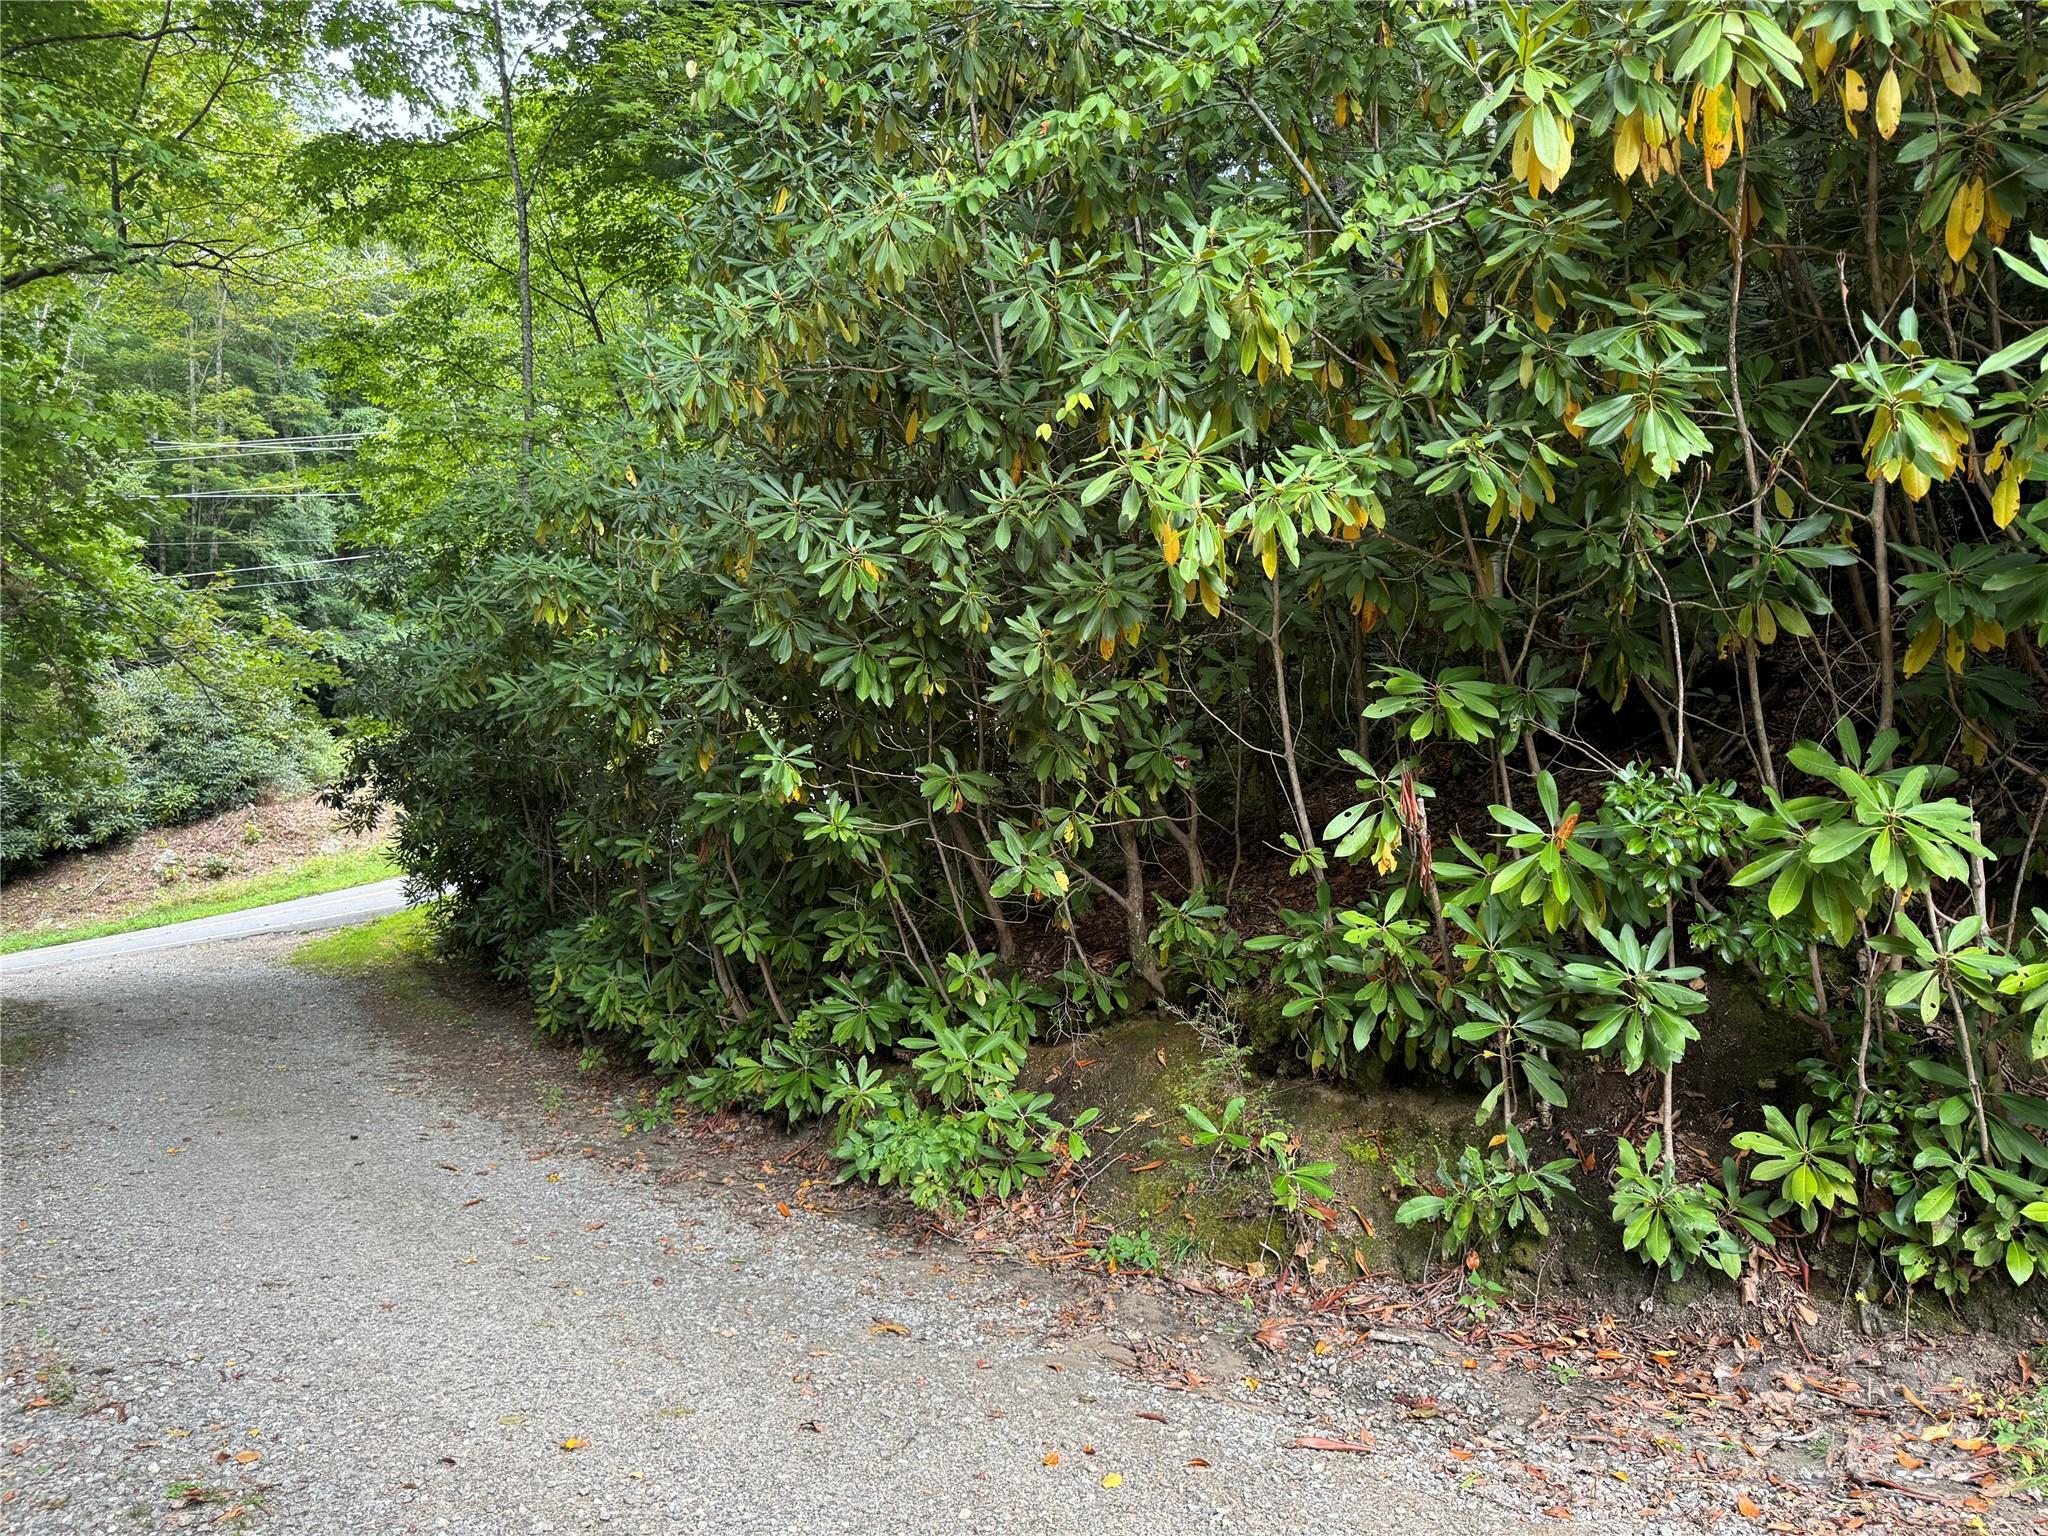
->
1, 939, 1606, 1533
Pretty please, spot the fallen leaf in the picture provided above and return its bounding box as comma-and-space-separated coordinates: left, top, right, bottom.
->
1542, 1507, 1572, 1521
776, 1202, 792, 1219
1186, 1457, 1210, 1468
1042, 1452, 1059, 1467
1895, 1451, 1924, 1470
1100, 1473, 1123, 1489
1135, 1411, 1166, 1424
233, 1451, 260, 1465
1289, 1436, 1375, 1454
1737, 1493, 1762, 1518
560, 1437, 587, 1452
870, 1320, 909, 1336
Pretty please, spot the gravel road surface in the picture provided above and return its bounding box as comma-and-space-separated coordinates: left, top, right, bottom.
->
0, 938, 1600, 1534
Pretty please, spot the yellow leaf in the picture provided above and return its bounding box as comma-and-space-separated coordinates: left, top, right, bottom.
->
903, 406, 920, 444
561, 1438, 587, 1451
1701, 84, 1734, 173
1612, 114, 1642, 181
1902, 624, 1940, 677
1841, 68, 1867, 136
772, 186, 789, 215
1993, 465, 2022, 528
1938, 42, 1981, 99
1160, 522, 1181, 566
1945, 624, 1966, 674
1101, 1473, 1123, 1489
1971, 618, 2006, 652
1945, 176, 1985, 264
1901, 462, 1930, 501
1875, 66, 1901, 140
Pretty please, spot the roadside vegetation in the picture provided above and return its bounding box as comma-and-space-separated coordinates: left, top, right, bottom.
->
0, 846, 397, 956
8, 2, 2048, 1316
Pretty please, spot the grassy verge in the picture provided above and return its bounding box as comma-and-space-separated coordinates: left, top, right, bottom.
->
292, 908, 466, 1023
0, 847, 400, 955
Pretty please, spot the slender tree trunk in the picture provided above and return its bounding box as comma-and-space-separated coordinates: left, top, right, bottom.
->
1267, 576, 1323, 885
950, 811, 1018, 961
487, 0, 536, 465
1117, 821, 1165, 995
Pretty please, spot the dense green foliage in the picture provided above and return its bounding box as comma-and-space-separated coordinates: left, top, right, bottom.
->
0, 2, 403, 863
15, 1, 2048, 1297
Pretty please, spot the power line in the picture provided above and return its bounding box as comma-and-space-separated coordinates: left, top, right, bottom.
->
139, 488, 365, 500
149, 433, 370, 450
176, 552, 385, 581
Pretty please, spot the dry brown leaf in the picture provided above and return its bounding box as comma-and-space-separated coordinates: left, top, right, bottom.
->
1042, 1452, 1059, 1467
1737, 1493, 1762, 1518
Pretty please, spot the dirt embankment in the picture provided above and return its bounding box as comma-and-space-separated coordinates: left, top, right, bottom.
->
0, 794, 388, 936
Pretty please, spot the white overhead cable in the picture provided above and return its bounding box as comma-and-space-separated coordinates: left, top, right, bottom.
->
140, 488, 364, 499
149, 433, 370, 450
176, 551, 385, 580
215, 572, 381, 592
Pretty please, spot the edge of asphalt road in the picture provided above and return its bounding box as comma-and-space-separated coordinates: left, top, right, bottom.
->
0, 875, 416, 978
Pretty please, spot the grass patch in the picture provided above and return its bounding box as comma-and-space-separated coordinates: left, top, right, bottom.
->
0, 1030, 57, 1069
1989, 1376, 2048, 1488
291, 905, 431, 974
0, 847, 400, 955
292, 907, 463, 1023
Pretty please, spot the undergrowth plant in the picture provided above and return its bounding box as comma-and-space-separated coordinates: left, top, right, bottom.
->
331, 1, 2048, 1295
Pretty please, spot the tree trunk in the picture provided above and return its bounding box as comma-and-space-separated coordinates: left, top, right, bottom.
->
487, 0, 535, 465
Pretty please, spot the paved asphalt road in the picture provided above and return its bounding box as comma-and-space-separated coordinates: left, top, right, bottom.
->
0, 923, 1611, 1533
0, 877, 414, 977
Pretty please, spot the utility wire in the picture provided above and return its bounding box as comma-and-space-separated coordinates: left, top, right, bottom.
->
140, 488, 364, 499
175, 552, 384, 581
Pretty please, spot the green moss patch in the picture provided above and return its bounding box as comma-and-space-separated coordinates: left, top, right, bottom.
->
1029, 1013, 1479, 1277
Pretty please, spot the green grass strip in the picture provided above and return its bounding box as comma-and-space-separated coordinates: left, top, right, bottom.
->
0, 846, 401, 955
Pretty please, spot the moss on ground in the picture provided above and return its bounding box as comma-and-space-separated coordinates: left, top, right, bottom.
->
1028, 1013, 1476, 1277
292, 909, 464, 1024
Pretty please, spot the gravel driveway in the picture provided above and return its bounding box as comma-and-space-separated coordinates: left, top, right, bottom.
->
0, 939, 1598, 1534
